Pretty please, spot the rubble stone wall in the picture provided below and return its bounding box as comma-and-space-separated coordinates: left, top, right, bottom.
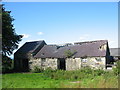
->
29, 58, 58, 70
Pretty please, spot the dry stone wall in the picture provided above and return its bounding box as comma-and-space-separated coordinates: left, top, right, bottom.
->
81, 57, 106, 69
65, 57, 106, 70
29, 58, 58, 70
66, 58, 81, 70
29, 57, 106, 71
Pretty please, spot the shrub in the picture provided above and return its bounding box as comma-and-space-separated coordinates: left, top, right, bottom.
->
80, 67, 93, 74
32, 66, 44, 73
112, 60, 120, 75
44, 67, 56, 73
112, 67, 119, 76
42, 68, 93, 80
42, 67, 113, 81
93, 69, 106, 76
2, 55, 14, 73
64, 50, 76, 58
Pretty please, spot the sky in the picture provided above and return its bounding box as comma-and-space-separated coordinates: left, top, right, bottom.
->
3, 2, 118, 58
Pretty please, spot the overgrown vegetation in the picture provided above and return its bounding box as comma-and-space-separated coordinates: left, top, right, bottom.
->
112, 60, 120, 76
2, 55, 14, 73
64, 50, 76, 58
31, 66, 44, 73
2, 67, 118, 88
42, 67, 118, 81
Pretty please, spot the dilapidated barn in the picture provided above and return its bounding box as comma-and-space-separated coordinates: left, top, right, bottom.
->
14, 40, 46, 71
14, 40, 111, 71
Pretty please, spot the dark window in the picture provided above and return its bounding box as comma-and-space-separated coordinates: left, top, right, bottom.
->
29, 61, 32, 64
95, 58, 102, 61
41, 58, 46, 66
41, 58, 46, 62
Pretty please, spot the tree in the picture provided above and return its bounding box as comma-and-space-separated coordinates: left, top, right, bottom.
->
2, 55, 13, 73
64, 49, 76, 58
2, 5, 22, 56
1, 5, 22, 73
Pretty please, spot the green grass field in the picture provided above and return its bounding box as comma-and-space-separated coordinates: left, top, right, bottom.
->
2, 73, 70, 88
2, 69, 119, 88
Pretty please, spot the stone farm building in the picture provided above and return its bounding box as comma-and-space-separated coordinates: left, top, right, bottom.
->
110, 48, 120, 61
14, 40, 112, 72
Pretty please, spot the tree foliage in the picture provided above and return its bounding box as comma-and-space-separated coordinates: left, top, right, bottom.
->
2, 55, 13, 73
64, 50, 76, 58
2, 5, 22, 56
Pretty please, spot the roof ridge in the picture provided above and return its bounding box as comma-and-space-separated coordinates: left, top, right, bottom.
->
26, 40, 44, 43
74, 40, 108, 45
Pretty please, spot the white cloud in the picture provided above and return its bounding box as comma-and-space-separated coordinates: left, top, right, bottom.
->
22, 34, 30, 38
37, 32, 43, 35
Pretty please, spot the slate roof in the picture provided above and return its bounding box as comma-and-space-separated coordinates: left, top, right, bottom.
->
14, 40, 46, 58
34, 45, 58, 58
110, 48, 120, 57
34, 40, 108, 58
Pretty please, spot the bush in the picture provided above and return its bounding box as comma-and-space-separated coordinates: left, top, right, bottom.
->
42, 68, 95, 80
44, 67, 56, 73
64, 50, 76, 58
80, 67, 93, 74
2, 55, 14, 73
32, 66, 44, 73
41, 67, 112, 81
93, 69, 106, 76
112, 61, 120, 75
113, 67, 119, 76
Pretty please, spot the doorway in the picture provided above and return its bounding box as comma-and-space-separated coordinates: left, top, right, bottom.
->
22, 59, 29, 72
58, 58, 66, 70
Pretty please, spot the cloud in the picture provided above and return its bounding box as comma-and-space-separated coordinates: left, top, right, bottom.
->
22, 34, 30, 38
37, 32, 43, 35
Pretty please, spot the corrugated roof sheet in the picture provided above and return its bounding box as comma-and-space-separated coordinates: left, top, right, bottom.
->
110, 48, 120, 56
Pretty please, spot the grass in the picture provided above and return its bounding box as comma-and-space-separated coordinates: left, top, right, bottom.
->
2, 73, 69, 88
0, 74, 2, 89
67, 75, 118, 88
2, 68, 119, 88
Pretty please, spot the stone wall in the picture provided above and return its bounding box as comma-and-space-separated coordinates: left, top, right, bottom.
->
29, 58, 58, 70
66, 58, 81, 70
29, 57, 106, 71
29, 58, 41, 70
66, 57, 106, 70
81, 57, 106, 69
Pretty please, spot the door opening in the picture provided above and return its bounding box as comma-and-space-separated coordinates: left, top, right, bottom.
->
22, 59, 29, 72
58, 58, 66, 70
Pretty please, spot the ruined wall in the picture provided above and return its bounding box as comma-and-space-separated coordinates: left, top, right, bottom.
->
29, 57, 106, 71
29, 58, 41, 70
29, 58, 58, 70
66, 57, 106, 70
81, 57, 106, 70
66, 58, 81, 70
